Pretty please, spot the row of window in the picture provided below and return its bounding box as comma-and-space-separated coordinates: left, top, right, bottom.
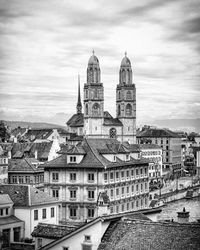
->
52, 172, 95, 182
0, 158, 8, 164
104, 168, 147, 182
141, 150, 161, 156
52, 189, 95, 200
9, 174, 44, 184
149, 172, 161, 178
117, 90, 133, 100
69, 207, 95, 219
110, 197, 148, 214
0, 207, 9, 216
34, 207, 55, 220
108, 182, 148, 198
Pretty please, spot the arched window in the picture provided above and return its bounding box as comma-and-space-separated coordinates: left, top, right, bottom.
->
85, 104, 88, 115
122, 69, 126, 84
92, 103, 100, 116
86, 90, 88, 99
110, 128, 117, 138
126, 104, 132, 116
94, 89, 98, 99
127, 69, 130, 83
94, 68, 97, 83
118, 105, 121, 116
126, 91, 132, 100
118, 91, 121, 100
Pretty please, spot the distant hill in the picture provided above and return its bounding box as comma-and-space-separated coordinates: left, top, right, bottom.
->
149, 118, 200, 133
3, 120, 67, 130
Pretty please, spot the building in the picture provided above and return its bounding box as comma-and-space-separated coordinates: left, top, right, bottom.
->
0, 146, 9, 184
8, 158, 44, 188
139, 144, 162, 181
67, 52, 136, 144
43, 138, 149, 222
0, 194, 24, 249
137, 128, 182, 175
0, 185, 60, 238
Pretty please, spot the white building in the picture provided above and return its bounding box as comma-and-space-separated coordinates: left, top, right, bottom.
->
0, 185, 60, 238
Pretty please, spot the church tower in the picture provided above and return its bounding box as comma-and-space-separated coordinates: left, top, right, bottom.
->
116, 53, 136, 143
84, 51, 104, 137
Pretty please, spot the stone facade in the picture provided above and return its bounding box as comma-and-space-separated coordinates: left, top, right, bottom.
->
67, 52, 136, 144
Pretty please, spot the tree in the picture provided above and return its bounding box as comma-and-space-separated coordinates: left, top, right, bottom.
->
0, 121, 10, 142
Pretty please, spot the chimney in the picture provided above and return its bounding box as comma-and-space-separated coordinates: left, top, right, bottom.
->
35, 150, 38, 159
177, 207, 190, 223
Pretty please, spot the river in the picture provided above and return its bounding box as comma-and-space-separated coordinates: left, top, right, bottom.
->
157, 196, 200, 222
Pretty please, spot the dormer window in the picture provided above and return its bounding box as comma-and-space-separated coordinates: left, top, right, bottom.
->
126, 154, 129, 161
70, 156, 76, 163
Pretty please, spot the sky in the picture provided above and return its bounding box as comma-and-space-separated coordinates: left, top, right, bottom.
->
0, 0, 200, 126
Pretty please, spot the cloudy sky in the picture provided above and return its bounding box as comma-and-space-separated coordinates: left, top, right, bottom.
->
0, 0, 199, 126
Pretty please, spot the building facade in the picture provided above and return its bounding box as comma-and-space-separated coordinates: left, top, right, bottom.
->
43, 138, 149, 222
137, 128, 182, 175
67, 52, 136, 144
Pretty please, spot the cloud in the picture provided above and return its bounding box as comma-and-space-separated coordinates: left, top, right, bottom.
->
0, 0, 199, 126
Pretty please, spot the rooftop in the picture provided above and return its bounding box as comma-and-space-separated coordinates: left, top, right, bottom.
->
32, 222, 85, 239
137, 128, 181, 138
43, 138, 149, 170
8, 158, 42, 173
0, 185, 59, 207
98, 218, 200, 250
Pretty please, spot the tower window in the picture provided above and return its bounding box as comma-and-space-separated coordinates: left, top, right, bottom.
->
86, 90, 88, 99
126, 104, 132, 116
85, 104, 88, 115
126, 91, 132, 100
110, 128, 117, 138
92, 103, 100, 116
118, 105, 121, 116
94, 89, 98, 98
118, 91, 121, 100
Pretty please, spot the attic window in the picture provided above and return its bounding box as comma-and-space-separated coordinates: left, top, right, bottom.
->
126, 154, 129, 161
113, 156, 116, 162
70, 156, 76, 163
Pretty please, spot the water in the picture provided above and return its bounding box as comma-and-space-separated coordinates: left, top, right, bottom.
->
157, 196, 200, 222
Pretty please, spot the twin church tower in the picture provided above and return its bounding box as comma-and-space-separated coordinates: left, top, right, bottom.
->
66, 51, 136, 144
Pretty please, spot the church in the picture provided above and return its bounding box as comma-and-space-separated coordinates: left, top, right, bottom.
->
66, 52, 136, 144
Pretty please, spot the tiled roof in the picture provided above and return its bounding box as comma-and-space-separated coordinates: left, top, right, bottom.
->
31, 222, 85, 239
98, 219, 200, 250
8, 158, 42, 172
44, 138, 149, 170
11, 127, 27, 137
103, 112, 122, 127
0, 194, 13, 205
24, 129, 54, 141
137, 128, 181, 138
66, 113, 84, 127
12, 142, 53, 160
0, 215, 23, 226
0, 185, 58, 207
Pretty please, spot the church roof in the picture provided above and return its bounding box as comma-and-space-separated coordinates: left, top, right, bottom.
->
103, 111, 122, 126
88, 53, 99, 65
66, 113, 84, 127
121, 53, 131, 67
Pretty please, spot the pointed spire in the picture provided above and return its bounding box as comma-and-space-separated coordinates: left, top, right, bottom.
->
125, 51, 127, 57
92, 49, 95, 55
76, 74, 82, 114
